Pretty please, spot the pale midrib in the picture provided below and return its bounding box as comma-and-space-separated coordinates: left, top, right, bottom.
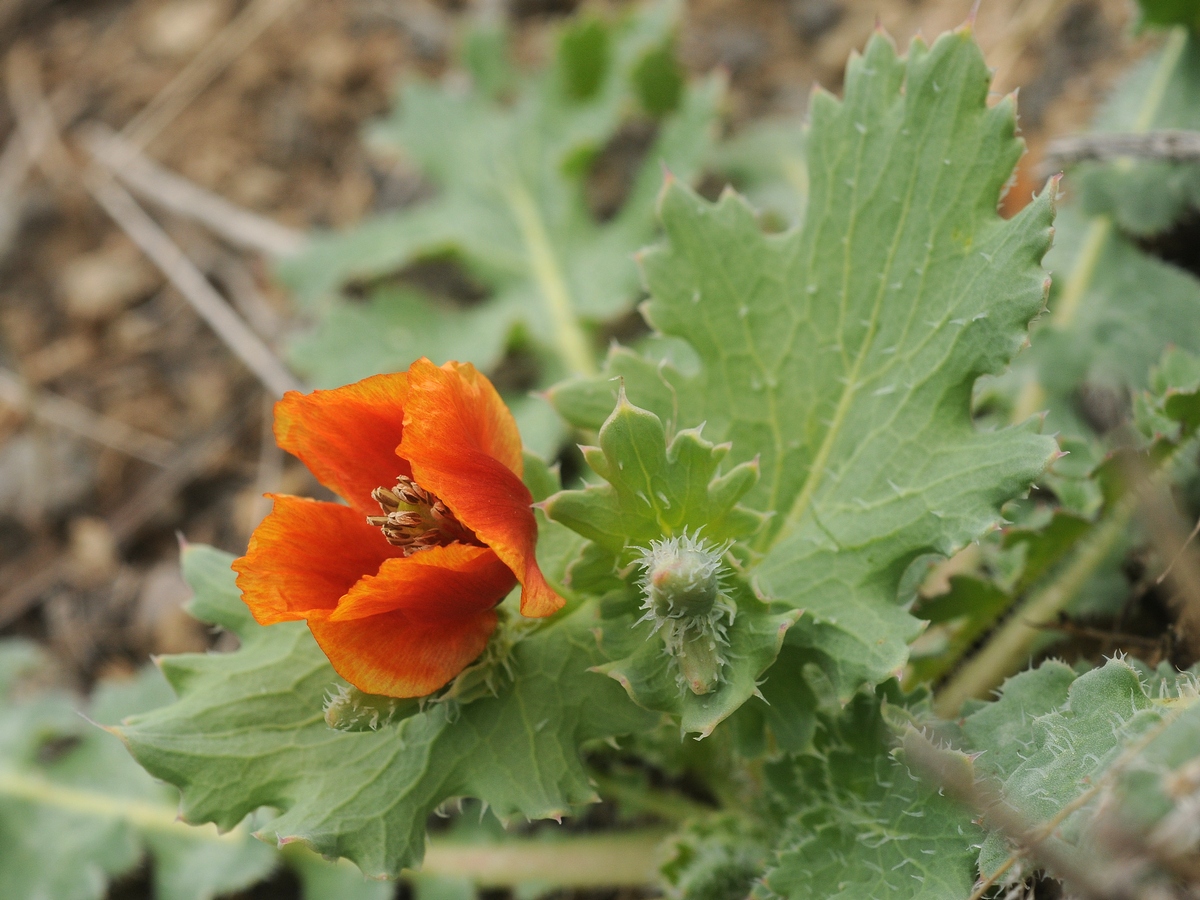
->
0, 765, 243, 840
502, 177, 598, 378
775, 93, 940, 542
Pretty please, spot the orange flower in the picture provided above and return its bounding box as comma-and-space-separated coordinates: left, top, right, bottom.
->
233, 358, 565, 698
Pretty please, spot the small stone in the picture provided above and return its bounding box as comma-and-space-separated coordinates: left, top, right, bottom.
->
142, 0, 224, 58
135, 562, 208, 654
68, 517, 119, 588
60, 243, 158, 321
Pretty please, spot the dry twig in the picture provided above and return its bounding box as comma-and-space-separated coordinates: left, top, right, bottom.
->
84, 170, 305, 399
82, 124, 308, 258
0, 369, 175, 466
119, 0, 306, 151
1042, 129, 1200, 176
0, 399, 253, 628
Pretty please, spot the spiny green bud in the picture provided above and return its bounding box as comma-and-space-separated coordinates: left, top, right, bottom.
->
635, 531, 735, 696
323, 685, 417, 732
648, 546, 721, 618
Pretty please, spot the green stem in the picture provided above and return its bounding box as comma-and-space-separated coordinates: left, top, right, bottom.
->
417, 830, 669, 887
1050, 216, 1112, 329
503, 177, 598, 378
934, 496, 1134, 717
1132, 28, 1189, 134
0, 766, 244, 840
1, 764, 667, 887
590, 772, 714, 824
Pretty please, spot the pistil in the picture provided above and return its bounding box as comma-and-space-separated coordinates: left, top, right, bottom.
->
368, 475, 478, 555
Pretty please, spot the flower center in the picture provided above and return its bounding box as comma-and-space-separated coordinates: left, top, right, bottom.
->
367, 475, 479, 555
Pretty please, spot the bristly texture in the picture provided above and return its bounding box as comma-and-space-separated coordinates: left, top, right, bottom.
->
234, 357, 564, 698
635, 530, 735, 695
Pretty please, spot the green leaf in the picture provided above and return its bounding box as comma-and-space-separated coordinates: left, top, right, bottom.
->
284, 846, 396, 900
658, 815, 769, 900
756, 690, 982, 900
543, 392, 764, 560
118, 548, 656, 879
1076, 33, 1200, 235
281, 2, 723, 392
960, 658, 1200, 888
1016, 206, 1200, 441
1137, 0, 1200, 31
703, 119, 808, 228
543, 394, 790, 735
0, 641, 277, 900
550, 30, 1058, 703
999, 33, 1200, 444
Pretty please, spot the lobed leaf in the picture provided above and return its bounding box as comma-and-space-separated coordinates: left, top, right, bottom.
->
0, 640, 279, 900
550, 29, 1058, 705
281, 3, 724, 396
960, 658, 1200, 888
117, 546, 656, 879
755, 690, 982, 900
543, 391, 764, 560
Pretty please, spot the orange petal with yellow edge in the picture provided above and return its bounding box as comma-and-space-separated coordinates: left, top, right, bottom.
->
308, 605, 498, 698
233, 494, 405, 625
329, 544, 515, 622
274, 372, 411, 515
400, 359, 565, 618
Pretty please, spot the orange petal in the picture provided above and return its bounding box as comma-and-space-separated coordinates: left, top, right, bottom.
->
274, 372, 411, 515
308, 606, 498, 698
328, 544, 516, 622
233, 494, 404, 625
402, 358, 523, 476
401, 360, 565, 618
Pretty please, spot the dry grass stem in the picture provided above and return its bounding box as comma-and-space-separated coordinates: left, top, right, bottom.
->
0, 369, 175, 466
119, 0, 306, 151
1043, 130, 1200, 176
0, 399, 253, 628
83, 124, 307, 258
84, 170, 304, 398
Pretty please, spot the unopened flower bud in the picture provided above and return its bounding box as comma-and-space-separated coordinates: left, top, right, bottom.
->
647, 546, 721, 619
324, 684, 415, 732
635, 531, 735, 696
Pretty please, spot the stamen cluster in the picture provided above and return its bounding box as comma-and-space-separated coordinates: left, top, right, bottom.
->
368, 475, 479, 555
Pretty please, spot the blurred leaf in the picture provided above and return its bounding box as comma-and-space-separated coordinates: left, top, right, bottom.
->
282, 2, 722, 400
0, 641, 277, 900
1137, 0, 1200, 41
1076, 32, 1200, 234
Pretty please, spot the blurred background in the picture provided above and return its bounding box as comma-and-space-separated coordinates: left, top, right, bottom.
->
0, 0, 1179, 895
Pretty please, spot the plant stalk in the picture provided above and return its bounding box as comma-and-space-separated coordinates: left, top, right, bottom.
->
934, 496, 1135, 717
504, 177, 598, 378
0, 764, 666, 886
